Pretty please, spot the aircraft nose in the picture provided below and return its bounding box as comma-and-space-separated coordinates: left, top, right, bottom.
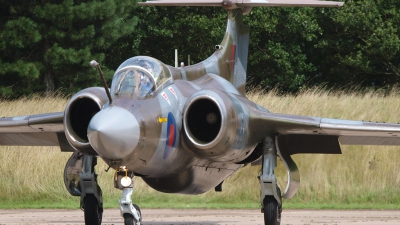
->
87, 107, 140, 159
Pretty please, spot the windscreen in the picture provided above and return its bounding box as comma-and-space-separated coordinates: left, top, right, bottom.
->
116, 56, 171, 88
111, 66, 156, 99
111, 56, 172, 99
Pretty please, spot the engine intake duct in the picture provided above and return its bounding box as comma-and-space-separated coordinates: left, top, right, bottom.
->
64, 87, 109, 155
183, 90, 237, 159
186, 98, 222, 144
69, 98, 99, 142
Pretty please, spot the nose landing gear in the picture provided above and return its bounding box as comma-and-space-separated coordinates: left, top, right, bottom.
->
64, 152, 142, 225
115, 167, 142, 225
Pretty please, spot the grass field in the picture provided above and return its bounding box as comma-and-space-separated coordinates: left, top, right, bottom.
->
1, 88, 400, 209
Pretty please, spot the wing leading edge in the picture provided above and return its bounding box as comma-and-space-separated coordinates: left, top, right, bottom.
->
0, 112, 74, 152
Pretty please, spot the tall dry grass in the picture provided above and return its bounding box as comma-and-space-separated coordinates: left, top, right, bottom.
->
1, 88, 400, 208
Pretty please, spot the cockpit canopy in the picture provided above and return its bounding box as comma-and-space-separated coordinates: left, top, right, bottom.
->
111, 56, 171, 99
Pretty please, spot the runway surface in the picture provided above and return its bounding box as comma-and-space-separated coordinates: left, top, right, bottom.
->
1, 209, 400, 224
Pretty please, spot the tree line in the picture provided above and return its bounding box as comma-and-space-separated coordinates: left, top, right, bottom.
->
1, 0, 400, 98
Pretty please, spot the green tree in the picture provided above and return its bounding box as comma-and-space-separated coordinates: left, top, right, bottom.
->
311, 0, 400, 89
114, 6, 320, 93
245, 1, 400, 92
106, 6, 226, 70
130, 2, 400, 93
5, 1, 396, 97
245, 7, 321, 92
0, 0, 137, 97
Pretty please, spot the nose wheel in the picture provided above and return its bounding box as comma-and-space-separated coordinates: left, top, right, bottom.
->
123, 204, 142, 225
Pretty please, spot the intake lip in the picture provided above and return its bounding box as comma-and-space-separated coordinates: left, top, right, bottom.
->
64, 87, 109, 155
183, 90, 227, 150
87, 106, 140, 159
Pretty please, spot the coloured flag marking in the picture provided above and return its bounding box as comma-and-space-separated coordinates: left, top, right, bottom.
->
163, 112, 176, 159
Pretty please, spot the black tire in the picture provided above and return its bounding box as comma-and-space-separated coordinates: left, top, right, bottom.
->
124, 213, 135, 225
123, 204, 142, 225
84, 194, 102, 225
263, 196, 280, 225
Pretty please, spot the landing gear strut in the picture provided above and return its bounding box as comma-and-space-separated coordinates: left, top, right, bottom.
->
80, 154, 103, 225
115, 168, 141, 225
259, 137, 282, 225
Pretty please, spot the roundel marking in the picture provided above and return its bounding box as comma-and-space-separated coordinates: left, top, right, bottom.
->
163, 112, 176, 159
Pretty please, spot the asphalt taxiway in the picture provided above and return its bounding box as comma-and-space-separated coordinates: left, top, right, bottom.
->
0, 209, 399, 224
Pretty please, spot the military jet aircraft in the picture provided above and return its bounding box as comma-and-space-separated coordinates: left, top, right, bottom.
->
5, 0, 400, 225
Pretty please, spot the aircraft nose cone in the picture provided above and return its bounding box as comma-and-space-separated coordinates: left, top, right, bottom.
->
87, 107, 140, 159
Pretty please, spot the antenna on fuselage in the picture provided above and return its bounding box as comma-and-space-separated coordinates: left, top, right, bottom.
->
90, 60, 113, 105
175, 49, 178, 68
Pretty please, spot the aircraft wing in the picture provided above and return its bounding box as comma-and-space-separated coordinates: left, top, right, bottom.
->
263, 113, 400, 145
257, 112, 400, 155
0, 112, 74, 151
139, 0, 344, 7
